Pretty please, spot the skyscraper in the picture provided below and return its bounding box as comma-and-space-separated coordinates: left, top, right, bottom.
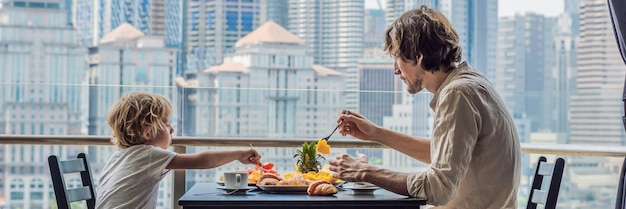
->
0, 0, 87, 135
264, 0, 289, 29
74, 0, 175, 46
358, 49, 400, 126
364, 9, 386, 49
553, 12, 578, 143
570, 0, 626, 145
181, 0, 262, 73
496, 13, 555, 132
439, 0, 497, 82
0, 0, 87, 207
288, 0, 364, 111
385, 0, 438, 26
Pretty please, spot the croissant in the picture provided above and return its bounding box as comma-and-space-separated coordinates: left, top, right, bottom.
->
277, 174, 309, 186
258, 173, 282, 186
307, 180, 338, 196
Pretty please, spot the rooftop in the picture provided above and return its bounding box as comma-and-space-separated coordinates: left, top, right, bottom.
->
100, 23, 145, 44
235, 21, 305, 47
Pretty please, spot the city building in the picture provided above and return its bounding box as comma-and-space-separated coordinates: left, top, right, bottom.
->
288, 0, 364, 111
0, 0, 87, 136
0, 0, 87, 207
264, 0, 289, 29
553, 12, 579, 143
357, 48, 400, 126
570, 0, 626, 145
496, 13, 556, 132
385, 0, 438, 26
186, 21, 343, 138
363, 9, 386, 49
74, 0, 169, 46
181, 0, 263, 73
438, 0, 497, 82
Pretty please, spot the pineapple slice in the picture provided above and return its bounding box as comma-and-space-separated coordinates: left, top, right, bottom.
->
315, 139, 331, 154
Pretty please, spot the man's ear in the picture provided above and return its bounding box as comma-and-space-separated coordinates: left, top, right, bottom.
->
416, 54, 424, 65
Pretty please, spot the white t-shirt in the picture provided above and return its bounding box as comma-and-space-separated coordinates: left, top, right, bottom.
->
96, 145, 177, 209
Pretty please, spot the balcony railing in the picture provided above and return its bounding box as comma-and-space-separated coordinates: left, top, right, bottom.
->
2, 135, 626, 209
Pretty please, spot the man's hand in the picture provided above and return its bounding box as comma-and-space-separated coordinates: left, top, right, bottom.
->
337, 110, 379, 142
329, 154, 370, 182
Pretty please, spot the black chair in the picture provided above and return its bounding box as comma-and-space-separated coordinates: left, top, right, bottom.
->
48, 153, 96, 209
616, 157, 626, 209
526, 156, 565, 209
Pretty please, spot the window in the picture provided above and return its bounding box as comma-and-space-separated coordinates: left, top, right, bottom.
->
241, 12, 254, 31
207, 12, 214, 29
10, 192, 23, 200
226, 11, 238, 31
191, 12, 199, 31
13, 1, 26, 7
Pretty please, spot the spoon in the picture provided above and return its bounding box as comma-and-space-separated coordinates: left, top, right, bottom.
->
321, 111, 350, 141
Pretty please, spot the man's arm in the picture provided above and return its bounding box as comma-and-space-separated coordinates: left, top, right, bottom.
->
371, 128, 432, 164
360, 165, 411, 196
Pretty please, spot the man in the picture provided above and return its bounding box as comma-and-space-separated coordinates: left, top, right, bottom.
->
329, 5, 521, 209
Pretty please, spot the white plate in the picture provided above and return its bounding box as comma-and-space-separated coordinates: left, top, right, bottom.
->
256, 185, 309, 193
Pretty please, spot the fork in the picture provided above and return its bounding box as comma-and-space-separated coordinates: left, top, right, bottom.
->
249, 144, 263, 176
321, 111, 350, 141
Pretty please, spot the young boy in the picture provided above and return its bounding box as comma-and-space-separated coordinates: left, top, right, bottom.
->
96, 92, 261, 209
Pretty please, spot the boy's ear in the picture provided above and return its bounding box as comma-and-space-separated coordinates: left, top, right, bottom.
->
142, 127, 152, 141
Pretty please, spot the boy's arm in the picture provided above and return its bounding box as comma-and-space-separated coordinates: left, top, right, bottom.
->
166, 149, 260, 169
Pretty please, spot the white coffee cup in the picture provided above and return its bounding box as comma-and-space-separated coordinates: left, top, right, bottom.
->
223, 172, 249, 189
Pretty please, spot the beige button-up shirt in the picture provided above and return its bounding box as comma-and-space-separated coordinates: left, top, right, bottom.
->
406, 62, 521, 209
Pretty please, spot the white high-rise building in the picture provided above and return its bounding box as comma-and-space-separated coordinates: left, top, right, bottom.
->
0, 0, 87, 136
189, 21, 343, 138
496, 13, 556, 132
288, 0, 363, 111
385, 0, 438, 26
570, 0, 626, 145
0, 0, 87, 207
553, 12, 578, 143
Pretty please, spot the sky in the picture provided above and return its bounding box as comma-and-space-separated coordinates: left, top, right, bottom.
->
364, 0, 565, 17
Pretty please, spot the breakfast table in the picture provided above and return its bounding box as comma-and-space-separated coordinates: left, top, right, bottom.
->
178, 182, 426, 209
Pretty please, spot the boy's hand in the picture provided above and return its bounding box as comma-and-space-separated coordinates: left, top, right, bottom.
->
239, 149, 261, 165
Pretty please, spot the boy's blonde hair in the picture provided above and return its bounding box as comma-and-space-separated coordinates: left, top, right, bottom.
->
107, 92, 173, 149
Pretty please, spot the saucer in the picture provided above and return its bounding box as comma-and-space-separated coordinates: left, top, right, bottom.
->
216, 186, 257, 195
342, 182, 380, 195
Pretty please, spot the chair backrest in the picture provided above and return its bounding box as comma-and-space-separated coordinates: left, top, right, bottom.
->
526, 156, 565, 209
616, 156, 626, 209
48, 153, 96, 209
